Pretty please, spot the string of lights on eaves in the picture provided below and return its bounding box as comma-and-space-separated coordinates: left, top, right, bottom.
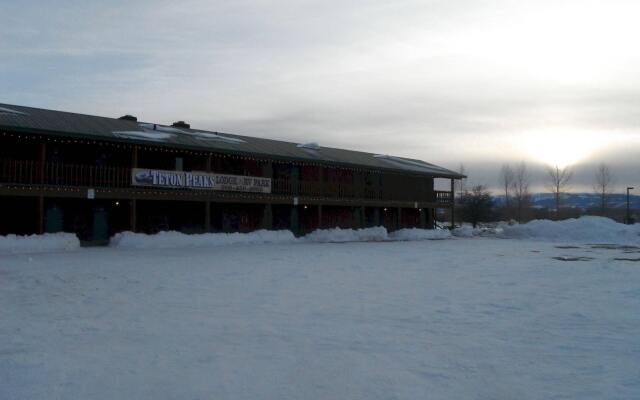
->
0, 131, 392, 174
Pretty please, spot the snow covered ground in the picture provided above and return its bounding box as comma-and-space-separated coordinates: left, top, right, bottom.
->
2, 221, 640, 399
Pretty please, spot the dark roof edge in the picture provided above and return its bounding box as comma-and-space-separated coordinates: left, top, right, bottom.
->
1, 125, 465, 179
0, 102, 465, 179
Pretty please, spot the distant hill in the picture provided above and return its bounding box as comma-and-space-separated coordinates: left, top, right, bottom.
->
492, 193, 640, 210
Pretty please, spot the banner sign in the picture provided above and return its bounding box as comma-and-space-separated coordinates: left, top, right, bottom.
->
131, 168, 271, 193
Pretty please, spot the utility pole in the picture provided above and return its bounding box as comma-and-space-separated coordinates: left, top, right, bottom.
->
626, 187, 634, 224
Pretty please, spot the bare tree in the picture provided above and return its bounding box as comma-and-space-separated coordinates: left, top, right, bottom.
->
499, 164, 515, 219
593, 163, 614, 216
513, 162, 531, 223
459, 185, 493, 228
452, 164, 468, 225
546, 165, 573, 220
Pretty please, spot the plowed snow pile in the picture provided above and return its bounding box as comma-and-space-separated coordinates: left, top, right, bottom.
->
389, 227, 452, 241
110, 226, 453, 249
303, 226, 389, 242
0, 227, 454, 254
0, 233, 79, 254
3, 217, 637, 254
110, 229, 297, 249
452, 225, 479, 238
500, 216, 640, 243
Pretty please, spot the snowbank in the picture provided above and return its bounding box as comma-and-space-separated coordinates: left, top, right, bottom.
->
499, 216, 640, 243
452, 225, 479, 238
0, 233, 80, 254
111, 226, 455, 249
302, 227, 388, 243
111, 229, 296, 249
303, 226, 451, 243
390, 228, 452, 241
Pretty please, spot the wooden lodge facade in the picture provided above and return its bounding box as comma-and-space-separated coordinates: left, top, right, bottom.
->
0, 104, 464, 243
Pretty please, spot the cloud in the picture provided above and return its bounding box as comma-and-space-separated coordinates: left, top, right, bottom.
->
1, 0, 639, 191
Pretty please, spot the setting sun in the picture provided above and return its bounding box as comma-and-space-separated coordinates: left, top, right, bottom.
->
516, 130, 611, 168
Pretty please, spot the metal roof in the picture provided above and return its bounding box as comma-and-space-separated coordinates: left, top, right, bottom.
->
0, 103, 464, 179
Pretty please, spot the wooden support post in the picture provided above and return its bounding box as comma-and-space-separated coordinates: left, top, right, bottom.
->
130, 146, 138, 232
39, 142, 46, 184
291, 165, 300, 196
206, 154, 212, 172
130, 199, 137, 232
427, 208, 434, 229
317, 204, 323, 229
352, 207, 359, 228
319, 167, 325, 197
397, 207, 403, 231
290, 206, 299, 236
131, 146, 138, 170
373, 207, 381, 227
37, 196, 44, 234
205, 201, 211, 232
34, 111, 46, 236
450, 178, 455, 229
205, 154, 212, 232
262, 204, 273, 230
420, 208, 427, 229
262, 161, 273, 178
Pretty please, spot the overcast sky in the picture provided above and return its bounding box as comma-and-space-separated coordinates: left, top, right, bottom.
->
2, 0, 639, 192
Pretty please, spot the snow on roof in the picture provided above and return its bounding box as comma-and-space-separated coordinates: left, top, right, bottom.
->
113, 123, 182, 141
0, 106, 28, 116
373, 154, 454, 175
112, 131, 175, 141
297, 142, 320, 150
185, 131, 246, 144
137, 123, 245, 144
138, 123, 187, 134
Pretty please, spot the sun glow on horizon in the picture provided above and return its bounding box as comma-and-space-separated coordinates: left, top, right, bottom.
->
516, 130, 612, 169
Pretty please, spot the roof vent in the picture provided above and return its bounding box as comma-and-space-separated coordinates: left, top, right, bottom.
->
172, 121, 190, 129
297, 142, 320, 150
118, 115, 137, 122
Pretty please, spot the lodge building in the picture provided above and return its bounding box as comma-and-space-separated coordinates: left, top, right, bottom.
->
0, 103, 464, 243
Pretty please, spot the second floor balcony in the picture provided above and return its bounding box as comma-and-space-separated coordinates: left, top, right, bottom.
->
0, 159, 454, 206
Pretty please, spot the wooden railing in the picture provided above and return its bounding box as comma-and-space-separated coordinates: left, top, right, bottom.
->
271, 178, 451, 203
0, 159, 454, 205
435, 190, 452, 204
0, 159, 131, 188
